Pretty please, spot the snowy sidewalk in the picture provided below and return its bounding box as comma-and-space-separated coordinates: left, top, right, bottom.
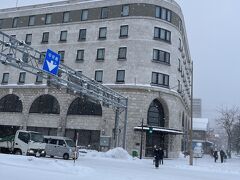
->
0, 149, 239, 180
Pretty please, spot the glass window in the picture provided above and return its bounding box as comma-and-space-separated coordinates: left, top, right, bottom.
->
18, 132, 30, 143
39, 52, 46, 64
155, 6, 171, 22
2, 73, 9, 84
25, 34, 32, 45
36, 72, 43, 83
81, 9, 88, 21
0, 94, 22, 112
154, 27, 171, 43
155, 6, 161, 18
12, 17, 18, 28
22, 53, 29, 63
79, 29, 86, 41
96, 48, 105, 60
116, 70, 125, 83
45, 14, 52, 24
118, 47, 127, 59
19, 72, 26, 83
99, 27, 107, 39
29, 94, 60, 114
161, 8, 166, 20
95, 70, 103, 82
67, 96, 102, 116
63, 11, 70, 23
58, 51, 65, 62
101, 7, 108, 19
153, 49, 170, 64
60, 31, 67, 41
76, 50, 84, 61
120, 25, 128, 38
122, 5, 129, 16
50, 139, 57, 144
151, 72, 169, 87
42, 32, 49, 43
58, 140, 66, 146
28, 16, 35, 26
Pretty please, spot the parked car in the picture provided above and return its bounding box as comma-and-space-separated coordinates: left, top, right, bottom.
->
44, 136, 78, 160
193, 146, 203, 158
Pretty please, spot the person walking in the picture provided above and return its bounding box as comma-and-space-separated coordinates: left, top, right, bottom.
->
159, 147, 164, 165
220, 150, 226, 163
213, 149, 218, 163
154, 146, 160, 168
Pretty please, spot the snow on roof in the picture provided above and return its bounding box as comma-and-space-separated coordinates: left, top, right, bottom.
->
193, 118, 209, 131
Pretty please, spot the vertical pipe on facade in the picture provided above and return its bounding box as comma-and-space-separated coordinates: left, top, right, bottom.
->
122, 98, 128, 149
189, 62, 193, 165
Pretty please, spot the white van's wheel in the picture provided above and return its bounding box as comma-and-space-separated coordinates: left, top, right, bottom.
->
63, 153, 69, 160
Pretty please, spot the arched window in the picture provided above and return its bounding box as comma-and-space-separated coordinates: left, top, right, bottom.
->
67, 97, 102, 116
0, 94, 22, 112
147, 99, 165, 127
29, 95, 60, 114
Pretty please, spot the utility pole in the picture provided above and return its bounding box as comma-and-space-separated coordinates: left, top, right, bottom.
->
189, 62, 193, 165
140, 118, 144, 159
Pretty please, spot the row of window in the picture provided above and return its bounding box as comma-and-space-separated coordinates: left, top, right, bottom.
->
22, 26, 170, 45
0, 5, 173, 29
23, 25, 129, 45
1, 71, 170, 87
38, 47, 171, 64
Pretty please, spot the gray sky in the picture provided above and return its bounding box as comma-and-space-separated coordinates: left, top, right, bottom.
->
1, 0, 240, 124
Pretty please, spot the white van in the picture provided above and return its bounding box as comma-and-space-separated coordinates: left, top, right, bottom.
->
193, 146, 203, 158
44, 136, 78, 160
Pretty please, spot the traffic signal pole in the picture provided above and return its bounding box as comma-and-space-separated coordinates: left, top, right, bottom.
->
140, 118, 144, 159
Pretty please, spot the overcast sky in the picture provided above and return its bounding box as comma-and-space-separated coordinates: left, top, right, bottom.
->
1, 0, 240, 125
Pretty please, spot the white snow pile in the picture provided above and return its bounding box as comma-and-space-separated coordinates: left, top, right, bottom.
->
104, 147, 132, 160
82, 147, 133, 160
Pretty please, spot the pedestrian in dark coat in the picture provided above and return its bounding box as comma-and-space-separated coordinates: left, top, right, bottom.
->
159, 147, 164, 165
154, 147, 160, 168
213, 150, 218, 163
220, 150, 226, 163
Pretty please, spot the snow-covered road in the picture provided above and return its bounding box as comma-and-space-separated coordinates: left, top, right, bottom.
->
0, 148, 239, 180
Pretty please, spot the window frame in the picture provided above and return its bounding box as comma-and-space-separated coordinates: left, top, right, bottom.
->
81, 9, 88, 21
151, 72, 169, 87
18, 72, 26, 84
12, 17, 19, 28
60, 30, 67, 42
152, 49, 170, 64
36, 72, 43, 84
42, 32, 49, 43
63, 11, 70, 23
25, 34, 32, 45
116, 70, 125, 83
121, 5, 130, 17
120, 25, 128, 38
78, 29, 86, 41
98, 27, 107, 40
28, 15, 35, 26
154, 27, 171, 43
45, 14, 52, 24
118, 47, 127, 60
1, 73, 9, 84
95, 70, 103, 83
76, 50, 84, 62
96, 48, 105, 61
155, 6, 172, 22
101, 7, 109, 19
58, 51, 65, 62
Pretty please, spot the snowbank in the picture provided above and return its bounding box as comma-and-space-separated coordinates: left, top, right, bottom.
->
81, 147, 133, 160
